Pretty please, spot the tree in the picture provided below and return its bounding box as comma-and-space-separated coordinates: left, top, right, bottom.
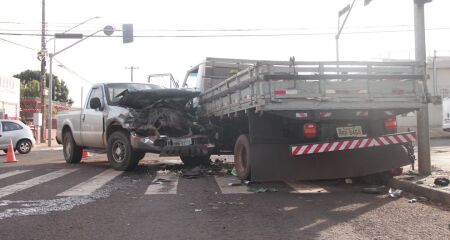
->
14, 70, 73, 104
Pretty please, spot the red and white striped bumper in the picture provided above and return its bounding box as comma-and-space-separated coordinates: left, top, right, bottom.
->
291, 132, 416, 157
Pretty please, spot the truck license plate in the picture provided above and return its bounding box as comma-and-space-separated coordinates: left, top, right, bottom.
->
336, 126, 363, 138
172, 138, 192, 146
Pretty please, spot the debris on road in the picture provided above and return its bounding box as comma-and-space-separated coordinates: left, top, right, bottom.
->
231, 168, 237, 176
388, 188, 403, 198
249, 187, 278, 193
408, 198, 417, 203
434, 177, 450, 187
153, 178, 171, 184
182, 166, 208, 179
361, 185, 384, 194
417, 196, 428, 202
228, 181, 242, 186
194, 209, 202, 212
345, 178, 353, 184
217, 201, 245, 206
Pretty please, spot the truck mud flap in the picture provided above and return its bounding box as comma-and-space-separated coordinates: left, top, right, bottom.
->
250, 144, 410, 182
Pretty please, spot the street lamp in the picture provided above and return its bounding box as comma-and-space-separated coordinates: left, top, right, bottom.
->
336, 0, 356, 65
47, 25, 115, 146
46, 16, 100, 146
335, 0, 372, 68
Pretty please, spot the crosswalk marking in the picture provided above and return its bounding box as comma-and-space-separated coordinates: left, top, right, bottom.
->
285, 181, 329, 194
145, 172, 179, 195
57, 169, 123, 197
214, 176, 253, 194
0, 169, 78, 199
0, 170, 31, 180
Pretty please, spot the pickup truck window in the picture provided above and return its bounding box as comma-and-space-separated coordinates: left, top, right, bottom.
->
104, 83, 162, 105
86, 87, 103, 109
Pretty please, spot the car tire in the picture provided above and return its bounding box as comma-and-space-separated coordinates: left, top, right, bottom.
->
107, 131, 139, 171
16, 139, 32, 154
3, 149, 8, 154
180, 155, 211, 166
234, 134, 252, 180
63, 131, 83, 163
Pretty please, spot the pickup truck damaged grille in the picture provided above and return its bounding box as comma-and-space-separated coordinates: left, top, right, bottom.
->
127, 102, 194, 137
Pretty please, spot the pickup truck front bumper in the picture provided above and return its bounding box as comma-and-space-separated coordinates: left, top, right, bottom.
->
130, 133, 214, 157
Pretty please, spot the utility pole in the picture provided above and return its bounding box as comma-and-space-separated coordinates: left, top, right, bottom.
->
414, 0, 432, 175
125, 66, 138, 82
40, 0, 47, 143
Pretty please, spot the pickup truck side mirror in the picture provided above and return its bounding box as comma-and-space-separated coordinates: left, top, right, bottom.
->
90, 97, 102, 110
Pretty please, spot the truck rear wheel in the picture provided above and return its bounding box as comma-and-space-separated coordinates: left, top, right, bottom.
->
180, 155, 211, 166
234, 134, 252, 180
107, 130, 139, 171
63, 131, 83, 164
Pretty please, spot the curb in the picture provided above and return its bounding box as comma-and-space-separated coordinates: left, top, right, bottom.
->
33, 147, 63, 151
389, 178, 450, 205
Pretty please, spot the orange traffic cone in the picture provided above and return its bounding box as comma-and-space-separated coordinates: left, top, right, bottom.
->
4, 138, 17, 163
82, 150, 90, 158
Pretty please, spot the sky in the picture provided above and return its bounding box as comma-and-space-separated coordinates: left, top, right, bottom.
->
1, 0, 450, 107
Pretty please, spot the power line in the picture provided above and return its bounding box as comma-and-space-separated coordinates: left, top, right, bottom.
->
0, 26, 449, 38
0, 37, 38, 51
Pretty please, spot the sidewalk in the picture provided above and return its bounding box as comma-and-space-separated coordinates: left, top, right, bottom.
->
389, 138, 450, 205
33, 140, 63, 151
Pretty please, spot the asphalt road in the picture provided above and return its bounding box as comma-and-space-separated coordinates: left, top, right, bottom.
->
0, 145, 449, 240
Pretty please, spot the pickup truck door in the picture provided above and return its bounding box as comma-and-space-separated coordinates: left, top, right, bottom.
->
81, 87, 105, 148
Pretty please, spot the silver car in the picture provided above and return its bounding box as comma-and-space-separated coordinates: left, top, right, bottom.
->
0, 120, 35, 154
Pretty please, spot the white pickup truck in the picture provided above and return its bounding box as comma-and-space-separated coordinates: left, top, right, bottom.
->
56, 82, 213, 170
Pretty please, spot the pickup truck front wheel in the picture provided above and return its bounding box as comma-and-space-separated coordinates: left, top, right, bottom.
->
63, 131, 83, 163
107, 131, 139, 171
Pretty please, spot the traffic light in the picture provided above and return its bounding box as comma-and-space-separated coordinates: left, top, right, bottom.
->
122, 24, 134, 43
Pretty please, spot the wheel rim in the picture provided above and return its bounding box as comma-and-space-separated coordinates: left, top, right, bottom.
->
112, 141, 126, 163
19, 141, 31, 152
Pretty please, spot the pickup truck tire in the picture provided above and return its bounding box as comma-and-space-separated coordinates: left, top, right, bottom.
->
107, 131, 139, 171
63, 131, 83, 163
180, 155, 211, 166
234, 134, 252, 180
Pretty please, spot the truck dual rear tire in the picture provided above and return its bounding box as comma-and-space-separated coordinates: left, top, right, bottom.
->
63, 131, 83, 164
234, 134, 252, 180
107, 130, 140, 171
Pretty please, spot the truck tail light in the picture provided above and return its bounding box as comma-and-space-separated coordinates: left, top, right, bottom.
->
384, 118, 397, 132
303, 123, 317, 139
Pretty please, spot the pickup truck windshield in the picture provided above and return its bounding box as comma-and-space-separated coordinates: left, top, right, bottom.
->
104, 83, 163, 105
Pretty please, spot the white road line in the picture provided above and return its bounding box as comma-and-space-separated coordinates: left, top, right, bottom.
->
214, 176, 252, 194
145, 172, 179, 195
0, 169, 78, 199
0, 170, 31, 180
57, 169, 122, 197
285, 181, 329, 194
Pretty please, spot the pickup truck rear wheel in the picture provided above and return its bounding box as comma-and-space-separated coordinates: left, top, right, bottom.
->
63, 131, 83, 163
180, 155, 211, 166
234, 134, 252, 180
107, 131, 139, 171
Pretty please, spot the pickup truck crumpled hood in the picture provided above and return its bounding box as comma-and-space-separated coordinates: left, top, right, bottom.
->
116, 89, 200, 109
117, 89, 201, 138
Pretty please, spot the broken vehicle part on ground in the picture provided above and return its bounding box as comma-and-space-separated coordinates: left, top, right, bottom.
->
56, 83, 213, 171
